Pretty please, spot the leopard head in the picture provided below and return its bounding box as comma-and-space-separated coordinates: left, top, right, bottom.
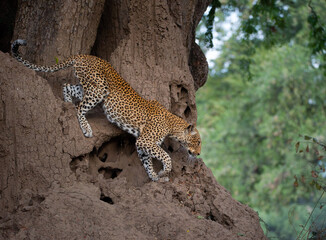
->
184, 124, 201, 157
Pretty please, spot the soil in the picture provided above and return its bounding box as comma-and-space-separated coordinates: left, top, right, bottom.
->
0, 51, 267, 239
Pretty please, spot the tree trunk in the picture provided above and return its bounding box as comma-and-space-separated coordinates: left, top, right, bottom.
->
13, 0, 105, 61
0, 1, 267, 239
12, 0, 106, 97
92, 0, 208, 118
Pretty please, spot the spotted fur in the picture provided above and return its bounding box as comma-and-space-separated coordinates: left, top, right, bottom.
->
11, 39, 201, 181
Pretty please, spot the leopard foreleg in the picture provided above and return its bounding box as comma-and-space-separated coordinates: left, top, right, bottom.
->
136, 137, 172, 181
136, 149, 159, 181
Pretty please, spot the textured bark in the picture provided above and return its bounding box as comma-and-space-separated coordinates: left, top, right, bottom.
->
0, 0, 267, 239
0, 0, 17, 53
92, 0, 208, 121
12, 0, 105, 97
13, 0, 105, 62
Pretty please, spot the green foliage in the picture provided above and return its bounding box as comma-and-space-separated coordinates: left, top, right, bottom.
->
307, 1, 326, 56
196, 1, 326, 238
293, 135, 326, 239
307, 0, 326, 76
204, 0, 221, 48
259, 204, 310, 239
198, 43, 326, 208
295, 135, 326, 191
202, 0, 326, 76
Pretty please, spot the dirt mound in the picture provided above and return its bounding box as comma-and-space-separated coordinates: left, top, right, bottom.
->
0, 52, 266, 239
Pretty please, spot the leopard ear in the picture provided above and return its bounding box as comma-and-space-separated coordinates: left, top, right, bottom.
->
186, 124, 195, 133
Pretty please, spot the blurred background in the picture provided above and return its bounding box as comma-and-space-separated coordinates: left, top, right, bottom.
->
195, 0, 326, 239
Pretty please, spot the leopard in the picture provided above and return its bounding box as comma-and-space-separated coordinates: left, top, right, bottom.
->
11, 39, 201, 182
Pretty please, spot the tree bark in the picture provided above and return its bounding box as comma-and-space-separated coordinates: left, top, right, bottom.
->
92, 0, 208, 120
12, 0, 106, 97
13, 0, 105, 62
0, 1, 267, 239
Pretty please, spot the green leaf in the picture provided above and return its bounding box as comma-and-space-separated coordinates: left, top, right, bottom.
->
308, 13, 318, 27
304, 135, 312, 140
315, 183, 322, 190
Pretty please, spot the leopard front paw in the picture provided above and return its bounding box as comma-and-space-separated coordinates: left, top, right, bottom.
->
81, 125, 93, 138
157, 170, 170, 182
158, 176, 169, 182
158, 169, 167, 177
149, 172, 159, 182
84, 129, 93, 138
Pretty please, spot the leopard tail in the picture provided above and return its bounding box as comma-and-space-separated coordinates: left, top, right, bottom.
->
11, 39, 74, 72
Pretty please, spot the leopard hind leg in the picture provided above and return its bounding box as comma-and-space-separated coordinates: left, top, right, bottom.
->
63, 83, 83, 103
76, 87, 105, 138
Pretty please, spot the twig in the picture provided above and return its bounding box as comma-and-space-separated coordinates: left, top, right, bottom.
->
296, 190, 325, 240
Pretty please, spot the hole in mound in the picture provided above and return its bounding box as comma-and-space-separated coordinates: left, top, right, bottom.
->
32, 195, 45, 204
184, 106, 191, 118
206, 211, 234, 229
206, 212, 217, 221
180, 87, 188, 98
99, 153, 107, 162
69, 136, 146, 186
168, 146, 174, 153
100, 193, 114, 204
69, 157, 82, 173
98, 167, 122, 179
